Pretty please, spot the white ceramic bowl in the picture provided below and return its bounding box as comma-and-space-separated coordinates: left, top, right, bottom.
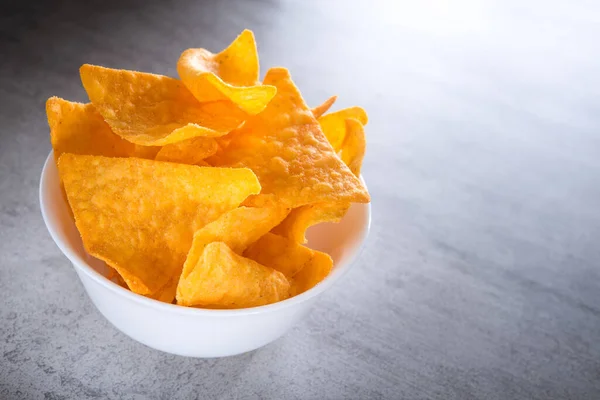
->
39, 151, 371, 358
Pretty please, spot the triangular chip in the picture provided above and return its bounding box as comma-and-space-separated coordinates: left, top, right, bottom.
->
177, 30, 276, 115
155, 137, 218, 165
46, 97, 159, 160
177, 242, 290, 308
271, 201, 350, 243
318, 106, 368, 151
273, 118, 366, 242
178, 205, 290, 283
209, 67, 369, 208
340, 118, 366, 177
290, 251, 333, 296
58, 154, 260, 297
244, 233, 333, 292
80, 64, 248, 146
311, 95, 337, 119
149, 276, 180, 303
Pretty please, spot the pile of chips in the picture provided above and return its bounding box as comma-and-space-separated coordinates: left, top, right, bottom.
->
47, 30, 370, 308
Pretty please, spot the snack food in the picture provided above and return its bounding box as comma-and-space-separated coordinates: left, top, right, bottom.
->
58, 154, 260, 299
317, 106, 368, 152
208, 67, 369, 208
80, 64, 247, 146
177, 242, 290, 308
244, 232, 333, 295
47, 29, 370, 309
177, 29, 276, 115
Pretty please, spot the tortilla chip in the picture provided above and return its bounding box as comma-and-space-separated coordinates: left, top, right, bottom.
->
272, 118, 365, 242
46, 97, 159, 160
80, 64, 248, 146
148, 276, 179, 304
209, 67, 369, 208
311, 95, 337, 119
318, 106, 368, 151
244, 232, 333, 281
177, 30, 276, 115
58, 154, 260, 297
290, 250, 334, 296
155, 137, 218, 164
178, 205, 290, 282
271, 201, 350, 243
177, 242, 290, 308
340, 118, 366, 177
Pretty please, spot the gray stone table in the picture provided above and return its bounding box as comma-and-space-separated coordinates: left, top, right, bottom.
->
2, 0, 600, 398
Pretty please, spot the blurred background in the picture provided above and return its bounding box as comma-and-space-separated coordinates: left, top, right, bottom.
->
2, 0, 600, 399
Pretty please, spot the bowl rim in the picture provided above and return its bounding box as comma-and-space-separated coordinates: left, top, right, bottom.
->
39, 151, 371, 317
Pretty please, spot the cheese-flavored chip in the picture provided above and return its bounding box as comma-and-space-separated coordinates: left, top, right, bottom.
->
177, 242, 290, 308
340, 118, 366, 177
46, 97, 159, 160
178, 205, 290, 283
177, 30, 276, 115
318, 106, 368, 151
80, 64, 247, 146
244, 232, 333, 281
58, 154, 260, 298
210, 67, 370, 208
155, 137, 218, 165
272, 201, 350, 243
311, 95, 337, 119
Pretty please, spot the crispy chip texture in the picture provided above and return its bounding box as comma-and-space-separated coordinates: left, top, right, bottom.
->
149, 276, 180, 303
177, 30, 276, 115
311, 95, 337, 119
50, 31, 371, 308
46, 97, 159, 160
58, 154, 260, 297
178, 205, 290, 283
244, 232, 333, 281
271, 201, 350, 243
177, 242, 290, 308
318, 106, 368, 151
80, 64, 247, 146
273, 116, 367, 243
290, 250, 333, 296
340, 118, 366, 177
209, 67, 369, 208
155, 137, 218, 164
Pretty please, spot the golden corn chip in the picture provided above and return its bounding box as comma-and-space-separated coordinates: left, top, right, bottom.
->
290, 250, 334, 296
155, 193, 285, 306
311, 95, 337, 119
340, 118, 366, 177
149, 276, 179, 304
271, 201, 350, 243
155, 137, 218, 164
210, 67, 370, 208
107, 268, 128, 289
244, 232, 333, 282
58, 154, 260, 298
178, 205, 290, 283
177, 242, 290, 308
177, 30, 276, 115
80, 64, 248, 146
46, 97, 159, 160
318, 106, 368, 151
272, 119, 365, 243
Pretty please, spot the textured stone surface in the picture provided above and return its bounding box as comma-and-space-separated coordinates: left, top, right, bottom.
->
2, 0, 600, 399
